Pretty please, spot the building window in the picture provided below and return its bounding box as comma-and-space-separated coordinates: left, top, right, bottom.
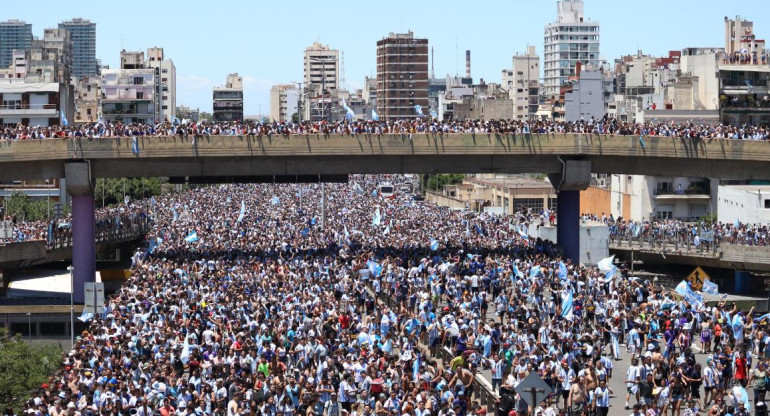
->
133, 77, 143, 85
549, 198, 558, 211
136, 92, 144, 100
765, 199, 770, 209
514, 198, 544, 212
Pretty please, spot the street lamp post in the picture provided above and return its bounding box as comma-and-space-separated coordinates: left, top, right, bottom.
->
67, 265, 74, 349
26, 313, 31, 347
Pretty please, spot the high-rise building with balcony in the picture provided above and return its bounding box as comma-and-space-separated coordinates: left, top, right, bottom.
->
58, 18, 96, 79
303, 42, 339, 121
376, 31, 429, 120
213, 73, 243, 122
0, 20, 33, 69
146, 47, 176, 121
543, 0, 600, 98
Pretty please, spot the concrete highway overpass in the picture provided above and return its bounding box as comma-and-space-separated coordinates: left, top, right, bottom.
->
0, 133, 768, 181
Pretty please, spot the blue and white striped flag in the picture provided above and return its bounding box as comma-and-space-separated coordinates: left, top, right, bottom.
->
597, 255, 615, 272
702, 279, 719, 295
603, 266, 617, 283
237, 200, 246, 223
414, 105, 424, 116
184, 231, 199, 243
271, 196, 280, 205
371, 109, 379, 121
131, 137, 140, 155
342, 98, 355, 120
372, 207, 382, 226
558, 262, 568, 281
60, 112, 68, 126
430, 239, 439, 251
561, 290, 574, 320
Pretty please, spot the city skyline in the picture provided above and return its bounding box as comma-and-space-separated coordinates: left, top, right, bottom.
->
2, 0, 766, 116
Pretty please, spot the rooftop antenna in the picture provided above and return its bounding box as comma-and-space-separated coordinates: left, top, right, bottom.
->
341, 50, 346, 91
455, 37, 459, 77
431, 46, 435, 79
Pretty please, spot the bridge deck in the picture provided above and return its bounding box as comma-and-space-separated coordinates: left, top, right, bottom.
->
0, 134, 768, 180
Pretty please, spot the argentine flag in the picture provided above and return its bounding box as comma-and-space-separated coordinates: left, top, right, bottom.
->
430, 239, 439, 251
597, 255, 615, 272
237, 200, 246, 223
561, 290, 574, 320
184, 231, 199, 243
557, 262, 568, 281
371, 108, 379, 121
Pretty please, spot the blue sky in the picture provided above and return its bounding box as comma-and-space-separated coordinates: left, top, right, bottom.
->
5, 0, 767, 116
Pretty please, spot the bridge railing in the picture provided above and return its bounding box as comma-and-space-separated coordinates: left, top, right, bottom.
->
46, 215, 153, 250
609, 228, 720, 256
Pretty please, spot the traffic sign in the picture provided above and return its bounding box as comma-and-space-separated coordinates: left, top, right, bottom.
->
515, 371, 552, 409
687, 267, 710, 291
83, 282, 105, 314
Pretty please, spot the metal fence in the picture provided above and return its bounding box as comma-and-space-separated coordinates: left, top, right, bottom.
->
46, 213, 153, 250
609, 228, 720, 256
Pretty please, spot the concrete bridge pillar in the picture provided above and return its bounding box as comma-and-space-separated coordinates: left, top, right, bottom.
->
65, 163, 95, 304
548, 160, 592, 263
735, 271, 752, 294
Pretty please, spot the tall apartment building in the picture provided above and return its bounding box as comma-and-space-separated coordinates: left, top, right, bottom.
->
269, 84, 299, 122
213, 73, 243, 122
502, 46, 540, 120
303, 42, 339, 121
0, 20, 33, 69
376, 31, 429, 120
58, 18, 97, 79
543, 0, 600, 98
27, 28, 72, 84
146, 47, 176, 121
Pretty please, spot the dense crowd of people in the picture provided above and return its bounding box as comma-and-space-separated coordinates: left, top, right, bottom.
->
12, 175, 770, 416
0, 118, 768, 142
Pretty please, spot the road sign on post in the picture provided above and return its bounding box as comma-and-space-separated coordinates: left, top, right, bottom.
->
687, 267, 710, 292
83, 282, 105, 314
514, 371, 552, 409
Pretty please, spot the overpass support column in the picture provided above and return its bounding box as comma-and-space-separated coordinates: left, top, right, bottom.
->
65, 163, 95, 304
548, 160, 591, 263
735, 271, 752, 294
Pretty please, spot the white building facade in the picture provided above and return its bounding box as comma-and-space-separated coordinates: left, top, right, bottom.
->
543, 0, 600, 98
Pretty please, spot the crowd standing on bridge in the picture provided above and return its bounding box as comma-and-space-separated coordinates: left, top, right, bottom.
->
12, 175, 770, 416
0, 118, 768, 142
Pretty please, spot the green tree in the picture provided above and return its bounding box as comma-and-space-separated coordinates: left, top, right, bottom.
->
0, 330, 61, 412
1, 192, 67, 222
423, 174, 465, 192
94, 178, 167, 208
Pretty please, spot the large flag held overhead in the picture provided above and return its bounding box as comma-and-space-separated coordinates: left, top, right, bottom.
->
414, 105, 424, 116
597, 255, 615, 272
371, 109, 379, 121
372, 207, 382, 227
185, 231, 199, 243
430, 239, 439, 251
674, 280, 703, 307
702, 279, 719, 295
341, 98, 355, 120
557, 262, 568, 281
271, 196, 280, 205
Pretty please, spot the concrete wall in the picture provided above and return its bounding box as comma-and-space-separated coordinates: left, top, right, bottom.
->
580, 186, 611, 216
565, 69, 606, 122
680, 54, 719, 110
425, 191, 467, 210
529, 224, 610, 265
718, 186, 770, 225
